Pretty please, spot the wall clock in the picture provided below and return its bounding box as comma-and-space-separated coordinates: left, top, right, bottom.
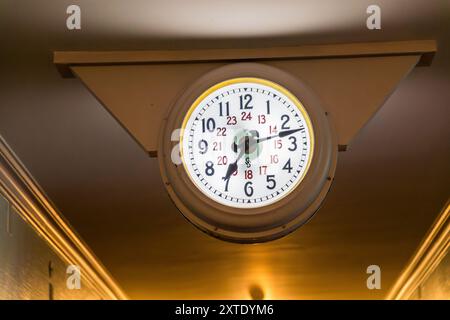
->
180, 77, 314, 209
56, 41, 434, 242
159, 63, 337, 243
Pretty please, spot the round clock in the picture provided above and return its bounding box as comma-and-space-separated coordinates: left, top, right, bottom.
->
180, 77, 314, 208
159, 63, 337, 243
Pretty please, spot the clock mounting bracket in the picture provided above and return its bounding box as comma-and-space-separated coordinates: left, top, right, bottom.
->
54, 40, 436, 157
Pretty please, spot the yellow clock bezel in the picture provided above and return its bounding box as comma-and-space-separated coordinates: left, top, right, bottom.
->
179, 77, 315, 208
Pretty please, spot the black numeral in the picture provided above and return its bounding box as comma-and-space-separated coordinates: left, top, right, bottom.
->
282, 159, 292, 173
244, 181, 254, 197
266, 175, 276, 190
224, 178, 230, 192
281, 114, 290, 129
198, 139, 208, 154
202, 118, 216, 133
240, 94, 253, 109
288, 136, 297, 151
219, 101, 230, 116
205, 161, 215, 176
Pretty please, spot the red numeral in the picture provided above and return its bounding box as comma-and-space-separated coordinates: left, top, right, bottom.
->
269, 125, 277, 134
216, 127, 227, 136
259, 166, 267, 175
244, 170, 253, 180
270, 155, 279, 164
218, 155, 228, 165
274, 139, 282, 149
258, 115, 266, 124
241, 112, 252, 121
227, 116, 237, 125
213, 142, 222, 151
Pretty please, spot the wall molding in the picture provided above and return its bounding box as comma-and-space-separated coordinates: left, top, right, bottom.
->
0, 136, 127, 300
386, 201, 449, 299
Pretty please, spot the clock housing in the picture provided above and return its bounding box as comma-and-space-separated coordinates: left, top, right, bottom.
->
159, 63, 337, 243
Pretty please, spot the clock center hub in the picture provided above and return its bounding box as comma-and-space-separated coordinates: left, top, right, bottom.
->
232, 130, 260, 158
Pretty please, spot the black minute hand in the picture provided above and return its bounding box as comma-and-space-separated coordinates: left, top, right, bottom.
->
257, 128, 303, 143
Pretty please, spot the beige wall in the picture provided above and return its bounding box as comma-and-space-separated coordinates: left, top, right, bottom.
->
0, 193, 100, 299
410, 253, 450, 300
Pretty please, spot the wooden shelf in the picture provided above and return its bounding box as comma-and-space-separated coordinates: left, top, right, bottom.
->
54, 40, 436, 77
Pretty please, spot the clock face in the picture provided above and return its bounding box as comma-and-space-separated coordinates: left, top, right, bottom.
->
180, 77, 314, 209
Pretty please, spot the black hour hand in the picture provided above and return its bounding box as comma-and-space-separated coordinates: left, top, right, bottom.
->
223, 148, 245, 181
222, 162, 238, 181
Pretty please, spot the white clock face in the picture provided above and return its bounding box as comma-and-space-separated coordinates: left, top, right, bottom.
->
180, 78, 314, 209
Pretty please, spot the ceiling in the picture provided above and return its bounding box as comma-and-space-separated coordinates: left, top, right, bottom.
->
0, 0, 449, 299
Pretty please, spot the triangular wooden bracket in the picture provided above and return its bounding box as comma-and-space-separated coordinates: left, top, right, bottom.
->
54, 40, 436, 157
